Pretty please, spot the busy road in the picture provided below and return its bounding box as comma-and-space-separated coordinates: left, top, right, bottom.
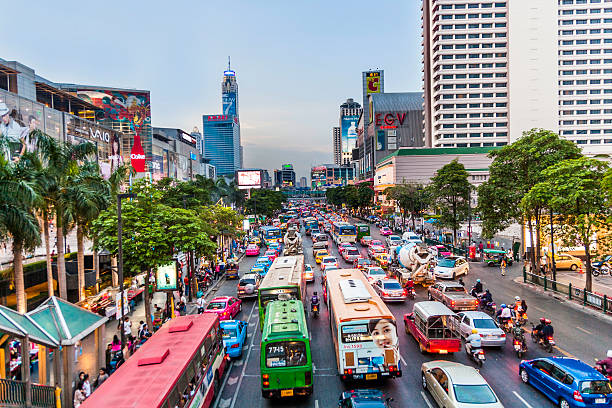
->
210, 216, 612, 408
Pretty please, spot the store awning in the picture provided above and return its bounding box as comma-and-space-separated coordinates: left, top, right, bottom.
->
27, 297, 107, 346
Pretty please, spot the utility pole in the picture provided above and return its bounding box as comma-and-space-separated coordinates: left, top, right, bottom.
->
117, 193, 135, 350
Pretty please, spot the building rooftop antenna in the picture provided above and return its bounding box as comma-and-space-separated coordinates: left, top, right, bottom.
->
228, 56, 231, 71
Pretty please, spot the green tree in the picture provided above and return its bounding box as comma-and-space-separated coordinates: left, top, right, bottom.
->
524, 157, 611, 291
477, 129, 581, 271
245, 189, 285, 218
356, 183, 374, 215
384, 182, 430, 232
429, 159, 471, 245
0, 153, 41, 313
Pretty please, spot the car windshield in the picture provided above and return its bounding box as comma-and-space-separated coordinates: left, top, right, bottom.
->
371, 241, 383, 246
453, 384, 497, 404
438, 259, 457, 268
222, 329, 237, 338
383, 281, 402, 290
363, 236, 372, 241
323, 257, 336, 263
239, 278, 256, 286
369, 268, 386, 275
580, 380, 612, 394
389, 237, 400, 241
445, 286, 466, 293
347, 249, 360, 255
473, 319, 498, 329
206, 301, 227, 310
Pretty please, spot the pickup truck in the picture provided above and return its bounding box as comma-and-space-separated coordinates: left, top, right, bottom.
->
427, 282, 479, 311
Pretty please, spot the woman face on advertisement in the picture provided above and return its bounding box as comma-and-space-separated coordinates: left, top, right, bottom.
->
370, 319, 397, 349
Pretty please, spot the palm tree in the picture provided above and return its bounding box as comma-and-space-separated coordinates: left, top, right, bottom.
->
0, 153, 41, 313
36, 134, 97, 299
66, 162, 112, 301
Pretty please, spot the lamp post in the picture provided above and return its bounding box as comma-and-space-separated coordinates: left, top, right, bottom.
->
117, 192, 136, 350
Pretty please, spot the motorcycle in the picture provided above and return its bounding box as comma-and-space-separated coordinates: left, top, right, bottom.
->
515, 311, 528, 327
498, 317, 513, 333
591, 264, 611, 277
405, 286, 416, 300
530, 323, 555, 353
512, 328, 528, 359
466, 346, 486, 367
594, 360, 612, 382
311, 303, 320, 318
478, 296, 496, 315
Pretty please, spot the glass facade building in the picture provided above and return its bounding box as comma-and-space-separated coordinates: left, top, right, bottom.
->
203, 115, 240, 176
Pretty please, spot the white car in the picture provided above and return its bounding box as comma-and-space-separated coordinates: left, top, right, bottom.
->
402, 232, 422, 244
342, 247, 361, 262
433, 256, 469, 279
367, 245, 387, 259
385, 235, 402, 248
364, 266, 387, 283
321, 256, 339, 271
303, 264, 314, 282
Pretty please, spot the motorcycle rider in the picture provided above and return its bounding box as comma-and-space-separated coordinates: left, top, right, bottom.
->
311, 291, 320, 313
534, 317, 546, 339
541, 319, 554, 343
512, 323, 526, 347
596, 350, 612, 377
497, 304, 512, 327
465, 328, 482, 355
471, 279, 483, 297
480, 289, 493, 304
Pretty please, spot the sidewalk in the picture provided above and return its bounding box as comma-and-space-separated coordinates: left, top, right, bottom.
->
554, 270, 612, 296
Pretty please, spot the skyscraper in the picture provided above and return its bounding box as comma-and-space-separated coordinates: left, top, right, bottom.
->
339, 99, 362, 165
332, 126, 341, 165
222, 57, 238, 117
422, 0, 612, 154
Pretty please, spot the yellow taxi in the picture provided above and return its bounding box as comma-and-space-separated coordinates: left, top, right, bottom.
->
374, 253, 390, 268
315, 249, 329, 264
248, 236, 262, 246
546, 253, 583, 271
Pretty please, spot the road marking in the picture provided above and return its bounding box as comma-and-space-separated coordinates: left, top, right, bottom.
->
420, 391, 434, 408
229, 301, 258, 408
212, 360, 233, 408
400, 354, 407, 366
227, 376, 238, 386
554, 345, 576, 358
533, 306, 546, 313
576, 326, 592, 335
315, 400, 319, 408
513, 391, 535, 408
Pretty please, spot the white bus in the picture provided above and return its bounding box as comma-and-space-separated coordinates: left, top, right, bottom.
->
331, 222, 357, 244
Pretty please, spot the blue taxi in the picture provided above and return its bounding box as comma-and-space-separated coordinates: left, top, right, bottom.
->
220, 320, 248, 358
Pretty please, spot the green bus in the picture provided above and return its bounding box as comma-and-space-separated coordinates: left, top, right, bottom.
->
260, 299, 313, 399
355, 223, 371, 240
257, 255, 306, 328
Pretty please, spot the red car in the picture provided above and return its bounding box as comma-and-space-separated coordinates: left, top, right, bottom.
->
369, 239, 384, 248
380, 227, 392, 236
338, 242, 353, 255
204, 296, 242, 321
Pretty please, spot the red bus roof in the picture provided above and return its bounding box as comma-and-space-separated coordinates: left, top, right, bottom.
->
82, 314, 219, 408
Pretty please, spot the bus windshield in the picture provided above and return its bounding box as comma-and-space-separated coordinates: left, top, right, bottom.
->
265, 228, 281, 238
265, 341, 307, 368
259, 289, 299, 310
339, 226, 356, 235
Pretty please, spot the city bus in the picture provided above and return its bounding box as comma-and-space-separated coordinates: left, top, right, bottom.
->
260, 299, 313, 399
331, 222, 357, 244
258, 255, 306, 328
303, 217, 318, 236
355, 223, 371, 241
260, 225, 283, 246
326, 269, 402, 382
82, 314, 227, 408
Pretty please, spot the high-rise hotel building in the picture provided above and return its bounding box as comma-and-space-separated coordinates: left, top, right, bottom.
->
422, 0, 612, 154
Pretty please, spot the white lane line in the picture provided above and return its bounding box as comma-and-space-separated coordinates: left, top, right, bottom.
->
513, 391, 535, 408
229, 301, 258, 408
533, 306, 546, 313
420, 391, 434, 408
212, 360, 233, 408
400, 354, 407, 366
315, 400, 319, 408
576, 326, 592, 335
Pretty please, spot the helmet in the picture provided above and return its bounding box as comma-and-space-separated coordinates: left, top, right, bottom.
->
313, 292, 318, 296
472, 329, 478, 334
540, 317, 546, 323
607, 350, 612, 358
501, 304, 507, 308
476, 279, 481, 283
545, 319, 551, 324
515, 296, 520, 301
486, 289, 490, 293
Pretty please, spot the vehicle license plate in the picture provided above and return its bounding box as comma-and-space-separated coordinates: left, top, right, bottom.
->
478, 354, 485, 360
281, 390, 294, 397
595, 398, 605, 403
366, 374, 378, 380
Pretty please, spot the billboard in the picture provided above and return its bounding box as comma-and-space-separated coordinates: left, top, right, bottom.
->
155, 261, 178, 291
341, 114, 360, 153
236, 170, 262, 189
222, 92, 237, 117
366, 71, 382, 94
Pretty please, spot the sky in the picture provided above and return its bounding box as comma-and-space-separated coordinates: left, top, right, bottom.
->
2, 0, 422, 180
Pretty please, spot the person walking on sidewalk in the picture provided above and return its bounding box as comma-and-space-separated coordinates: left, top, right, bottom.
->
501, 256, 507, 276
197, 294, 206, 314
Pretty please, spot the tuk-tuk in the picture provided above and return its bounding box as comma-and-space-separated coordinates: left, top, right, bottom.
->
226, 262, 239, 279
404, 301, 461, 354
482, 249, 513, 267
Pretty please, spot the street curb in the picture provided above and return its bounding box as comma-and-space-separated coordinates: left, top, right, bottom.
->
514, 277, 612, 324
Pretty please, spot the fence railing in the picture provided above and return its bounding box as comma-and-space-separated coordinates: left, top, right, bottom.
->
0, 378, 56, 407
523, 269, 612, 314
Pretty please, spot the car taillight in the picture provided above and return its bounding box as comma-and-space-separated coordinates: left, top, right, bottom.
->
403, 289, 408, 296
501, 333, 506, 337
389, 365, 396, 372
231, 343, 239, 348
344, 369, 353, 375
451, 300, 456, 307
573, 390, 583, 402
548, 336, 554, 341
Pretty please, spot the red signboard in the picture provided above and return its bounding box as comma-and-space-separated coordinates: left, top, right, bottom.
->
375, 112, 407, 127
130, 134, 146, 172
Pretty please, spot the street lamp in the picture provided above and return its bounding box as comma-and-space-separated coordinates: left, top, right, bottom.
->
117, 192, 136, 350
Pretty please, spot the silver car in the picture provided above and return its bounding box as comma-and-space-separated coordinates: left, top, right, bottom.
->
453, 311, 506, 347
342, 247, 361, 262
372, 278, 406, 302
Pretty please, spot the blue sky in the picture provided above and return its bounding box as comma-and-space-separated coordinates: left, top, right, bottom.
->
3, 0, 422, 180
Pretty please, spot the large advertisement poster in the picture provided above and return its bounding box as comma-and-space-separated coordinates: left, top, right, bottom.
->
236, 170, 262, 189
366, 71, 382, 94
156, 262, 178, 291
341, 114, 360, 153
223, 92, 237, 117
341, 318, 399, 372
0, 97, 43, 162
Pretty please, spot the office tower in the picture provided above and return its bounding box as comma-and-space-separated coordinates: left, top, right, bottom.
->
203, 115, 240, 176
333, 126, 341, 165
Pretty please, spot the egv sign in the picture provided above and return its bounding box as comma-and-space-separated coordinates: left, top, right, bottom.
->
375, 112, 408, 128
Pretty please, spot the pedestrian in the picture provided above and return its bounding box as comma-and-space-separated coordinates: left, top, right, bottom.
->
122, 316, 132, 337
111, 335, 121, 352
93, 367, 109, 389
197, 294, 206, 314
73, 382, 86, 407
501, 256, 507, 276
105, 343, 112, 369
81, 373, 91, 397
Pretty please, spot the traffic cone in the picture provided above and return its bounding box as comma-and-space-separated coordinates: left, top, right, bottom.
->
578, 264, 584, 274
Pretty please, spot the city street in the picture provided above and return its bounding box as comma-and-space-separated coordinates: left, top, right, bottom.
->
210, 222, 612, 408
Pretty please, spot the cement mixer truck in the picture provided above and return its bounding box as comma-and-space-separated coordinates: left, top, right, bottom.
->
391, 241, 435, 287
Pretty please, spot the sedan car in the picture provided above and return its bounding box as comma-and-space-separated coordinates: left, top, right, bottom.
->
220, 320, 247, 358
268, 242, 282, 253
338, 242, 353, 255
385, 235, 403, 248
321, 256, 339, 271
353, 258, 374, 272
369, 239, 384, 248
245, 244, 260, 256
372, 278, 406, 302
312, 240, 328, 255
547, 253, 584, 271
236, 273, 261, 299
360, 236, 374, 247
304, 263, 314, 282
422, 361, 504, 407
380, 226, 393, 236
364, 266, 388, 283
338, 389, 392, 408
313, 233, 328, 243
315, 249, 330, 264
519, 357, 612, 408
248, 236, 262, 246
204, 296, 242, 321
367, 245, 387, 259
452, 311, 506, 346
374, 253, 390, 268
433, 256, 469, 279
256, 256, 272, 267
342, 247, 362, 262
264, 250, 278, 262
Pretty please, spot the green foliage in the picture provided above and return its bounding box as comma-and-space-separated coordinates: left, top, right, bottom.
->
326, 183, 374, 212
245, 189, 285, 218
429, 159, 471, 243
384, 182, 431, 230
